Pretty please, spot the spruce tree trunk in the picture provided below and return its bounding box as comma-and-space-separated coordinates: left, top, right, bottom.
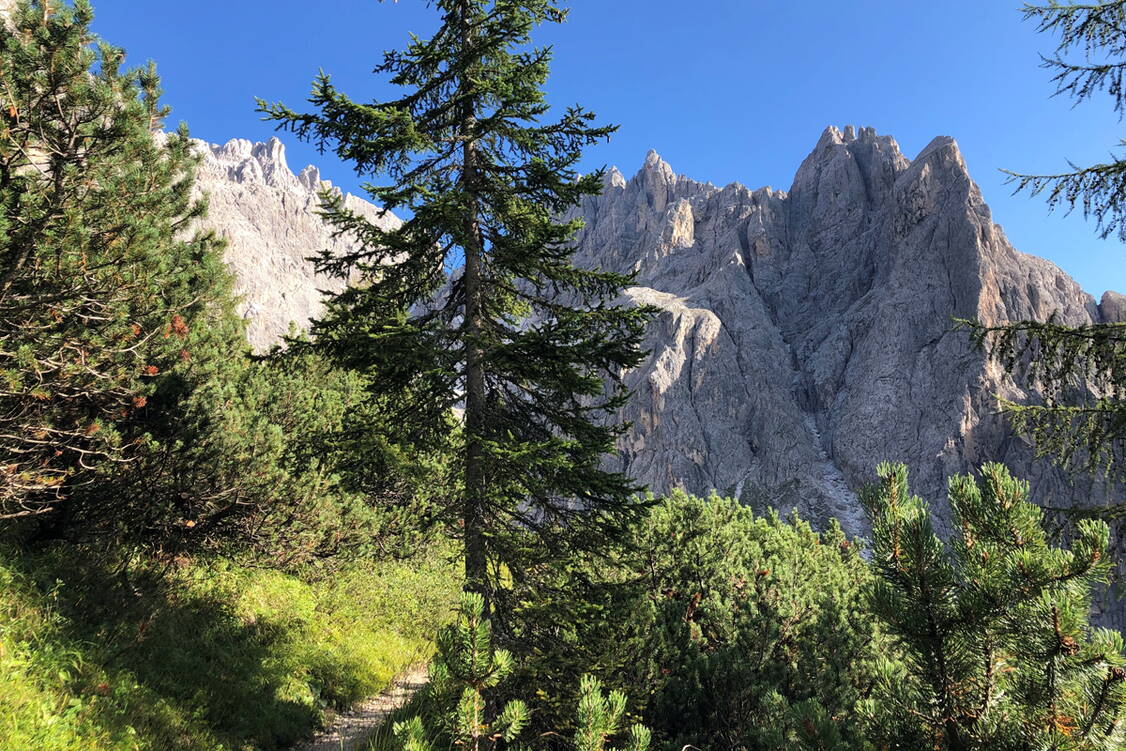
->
458, 0, 489, 612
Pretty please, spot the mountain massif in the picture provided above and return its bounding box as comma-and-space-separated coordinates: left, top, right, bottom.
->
569, 126, 1120, 536
196, 125, 1122, 614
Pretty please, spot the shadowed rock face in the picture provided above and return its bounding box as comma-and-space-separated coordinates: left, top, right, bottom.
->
191, 136, 401, 351
569, 126, 1115, 555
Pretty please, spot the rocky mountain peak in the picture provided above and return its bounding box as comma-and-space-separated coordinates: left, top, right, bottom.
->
204, 135, 310, 192
567, 126, 1119, 622
602, 165, 627, 191
637, 149, 681, 213
1101, 290, 1126, 322
791, 125, 909, 210
190, 136, 401, 351
898, 135, 974, 192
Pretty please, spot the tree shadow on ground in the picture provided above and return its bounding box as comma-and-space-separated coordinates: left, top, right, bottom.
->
9, 546, 322, 751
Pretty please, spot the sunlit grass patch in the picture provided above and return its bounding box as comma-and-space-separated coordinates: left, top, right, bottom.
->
0, 546, 459, 750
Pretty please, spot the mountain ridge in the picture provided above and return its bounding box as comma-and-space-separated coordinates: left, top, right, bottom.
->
193, 124, 1123, 623
190, 134, 401, 351
566, 126, 1114, 565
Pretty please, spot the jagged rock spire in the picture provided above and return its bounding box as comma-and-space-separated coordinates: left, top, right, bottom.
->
190, 136, 401, 351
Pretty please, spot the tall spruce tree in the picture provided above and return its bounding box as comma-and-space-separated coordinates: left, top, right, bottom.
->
962, 1, 1126, 488
0, 0, 236, 524
259, 1, 651, 613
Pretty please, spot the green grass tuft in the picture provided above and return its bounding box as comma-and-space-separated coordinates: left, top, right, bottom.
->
0, 546, 459, 751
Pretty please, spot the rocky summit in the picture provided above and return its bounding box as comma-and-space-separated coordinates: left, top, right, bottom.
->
567, 126, 1116, 553
191, 135, 401, 351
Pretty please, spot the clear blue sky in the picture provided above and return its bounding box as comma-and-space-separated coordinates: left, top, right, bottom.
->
89, 0, 1123, 298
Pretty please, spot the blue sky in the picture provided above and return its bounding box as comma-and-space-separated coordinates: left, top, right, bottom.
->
89, 0, 1123, 298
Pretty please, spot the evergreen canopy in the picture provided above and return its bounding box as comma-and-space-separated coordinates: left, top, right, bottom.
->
0, 0, 234, 522
964, 1, 1126, 487
862, 463, 1126, 751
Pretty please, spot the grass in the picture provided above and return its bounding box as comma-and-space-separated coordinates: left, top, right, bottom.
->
0, 544, 459, 751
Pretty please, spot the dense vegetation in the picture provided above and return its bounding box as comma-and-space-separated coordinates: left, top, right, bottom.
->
1, 1, 1124, 751
0, 2, 459, 748
862, 464, 1126, 751
0, 544, 459, 750
507, 492, 884, 750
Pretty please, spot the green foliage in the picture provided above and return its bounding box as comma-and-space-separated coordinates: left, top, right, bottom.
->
958, 317, 1126, 486
1010, 1, 1126, 241
509, 491, 887, 751
0, 0, 435, 564
0, 0, 240, 522
258, 0, 653, 610
574, 675, 650, 751
860, 462, 1126, 750
0, 543, 459, 750
103, 346, 443, 564
394, 594, 649, 751
395, 592, 529, 751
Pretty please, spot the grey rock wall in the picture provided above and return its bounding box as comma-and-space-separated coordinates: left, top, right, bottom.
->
190, 136, 401, 351
569, 126, 1117, 563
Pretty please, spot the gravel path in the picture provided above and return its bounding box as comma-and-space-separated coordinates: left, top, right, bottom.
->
293, 667, 428, 751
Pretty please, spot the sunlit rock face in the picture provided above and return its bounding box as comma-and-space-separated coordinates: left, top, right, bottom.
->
568, 126, 1118, 596
190, 136, 401, 352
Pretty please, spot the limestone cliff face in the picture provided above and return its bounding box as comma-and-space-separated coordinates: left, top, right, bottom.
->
191, 136, 401, 351
569, 126, 1112, 549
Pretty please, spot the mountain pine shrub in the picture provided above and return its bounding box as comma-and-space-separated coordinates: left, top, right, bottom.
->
0, 0, 237, 525
509, 490, 888, 751
107, 348, 443, 564
0, 0, 443, 560
860, 462, 1126, 750
395, 592, 650, 751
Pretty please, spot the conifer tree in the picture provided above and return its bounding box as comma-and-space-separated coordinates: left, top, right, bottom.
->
259, 1, 651, 613
395, 593, 650, 751
0, 0, 437, 560
861, 463, 1126, 751
0, 0, 236, 524
396, 592, 530, 751
962, 1, 1126, 486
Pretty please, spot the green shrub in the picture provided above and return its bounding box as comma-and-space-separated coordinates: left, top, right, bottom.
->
860, 463, 1126, 751
391, 593, 650, 751
0, 0, 246, 529
0, 0, 444, 565
510, 490, 888, 751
